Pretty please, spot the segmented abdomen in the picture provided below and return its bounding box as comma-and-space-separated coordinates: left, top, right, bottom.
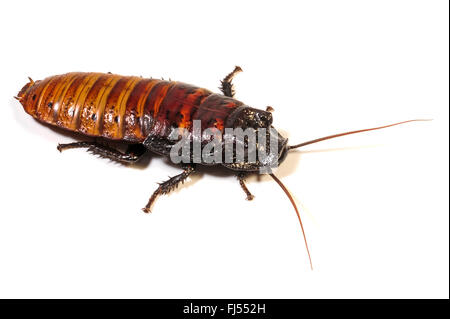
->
18, 72, 243, 142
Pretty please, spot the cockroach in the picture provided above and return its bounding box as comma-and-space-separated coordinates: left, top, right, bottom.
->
16, 67, 428, 269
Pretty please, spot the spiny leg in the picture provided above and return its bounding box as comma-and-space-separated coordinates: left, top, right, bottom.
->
237, 172, 254, 201
143, 165, 195, 213
57, 141, 146, 163
220, 66, 242, 97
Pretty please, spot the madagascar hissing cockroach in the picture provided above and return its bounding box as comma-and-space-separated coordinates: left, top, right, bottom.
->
16, 67, 428, 269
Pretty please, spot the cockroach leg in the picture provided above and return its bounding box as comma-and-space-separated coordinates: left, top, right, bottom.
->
57, 141, 146, 163
237, 172, 255, 201
143, 165, 195, 213
220, 66, 242, 97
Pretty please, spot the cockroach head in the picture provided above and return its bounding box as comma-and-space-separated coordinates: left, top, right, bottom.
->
222, 106, 288, 172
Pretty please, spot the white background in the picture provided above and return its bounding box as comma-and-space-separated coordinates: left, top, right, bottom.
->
0, 0, 448, 299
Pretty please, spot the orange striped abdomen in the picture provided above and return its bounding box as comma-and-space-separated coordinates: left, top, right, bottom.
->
17, 72, 244, 142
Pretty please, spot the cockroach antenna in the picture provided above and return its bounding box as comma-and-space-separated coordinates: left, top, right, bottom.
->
288, 119, 432, 150
279, 118, 431, 269
270, 173, 313, 270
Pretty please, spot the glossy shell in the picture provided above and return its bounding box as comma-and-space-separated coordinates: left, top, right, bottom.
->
17, 72, 244, 142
